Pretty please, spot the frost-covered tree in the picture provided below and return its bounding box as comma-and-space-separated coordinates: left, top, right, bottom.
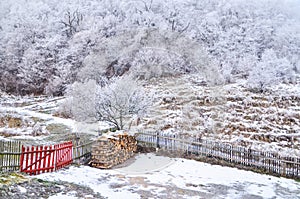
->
0, 0, 299, 95
189, 0, 300, 80
95, 75, 152, 130
62, 79, 97, 122
77, 53, 110, 86
91, 28, 220, 83
247, 50, 295, 92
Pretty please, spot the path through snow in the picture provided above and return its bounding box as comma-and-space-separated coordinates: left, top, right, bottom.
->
0, 105, 111, 136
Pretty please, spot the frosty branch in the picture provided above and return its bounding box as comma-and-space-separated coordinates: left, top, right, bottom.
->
95, 75, 152, 130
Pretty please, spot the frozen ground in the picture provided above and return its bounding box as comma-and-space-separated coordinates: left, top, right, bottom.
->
1, 74, 299, 155
37, 153, 300, 199
135, 74, 300, 157
0, 95, 112, 144
0, 75, 299, 198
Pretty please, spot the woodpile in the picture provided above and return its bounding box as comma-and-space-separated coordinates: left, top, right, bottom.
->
90, 133, 137, 169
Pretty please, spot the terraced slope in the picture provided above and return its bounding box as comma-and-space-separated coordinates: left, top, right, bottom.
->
133, 75, 300, 156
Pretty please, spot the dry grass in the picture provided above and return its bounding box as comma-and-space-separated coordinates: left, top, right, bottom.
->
133, 75, 300, 155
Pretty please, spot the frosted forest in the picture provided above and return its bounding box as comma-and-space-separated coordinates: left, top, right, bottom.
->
0, 0, 299, 95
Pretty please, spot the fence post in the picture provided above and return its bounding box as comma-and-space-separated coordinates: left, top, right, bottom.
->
20, 146, 25, 172
156, 131, 160, 149
282, 158, 287, 177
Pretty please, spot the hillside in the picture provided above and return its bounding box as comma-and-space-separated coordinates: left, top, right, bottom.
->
1, 74, 299, 157
0, 0, 299, 95
133, 74, 300, 157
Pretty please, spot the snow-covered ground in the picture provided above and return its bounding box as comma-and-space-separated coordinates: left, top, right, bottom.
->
37, 153, 300, 199
1, 75, 299, 198
0, 95, 111, 144
134, 74, 300, 157
1, 74, 299, 155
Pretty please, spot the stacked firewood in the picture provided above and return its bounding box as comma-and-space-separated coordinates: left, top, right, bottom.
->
90, 133, 137, 169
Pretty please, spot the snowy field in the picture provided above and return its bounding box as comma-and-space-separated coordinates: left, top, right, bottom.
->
36, 153, 300, 199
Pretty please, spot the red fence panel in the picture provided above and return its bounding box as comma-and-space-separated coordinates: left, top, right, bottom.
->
20, 141, 73, 175
56, 141, 73, 170
20, 145, 55, 175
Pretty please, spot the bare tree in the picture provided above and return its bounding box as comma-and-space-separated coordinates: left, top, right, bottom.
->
60, 10, 83, 37
95, 75, 152, 130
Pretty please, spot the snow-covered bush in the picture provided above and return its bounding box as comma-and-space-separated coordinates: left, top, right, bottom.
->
60, 79, 97, 122
247, 50, 296, 92
58, 74, 152, 129
55, 98, 73, 119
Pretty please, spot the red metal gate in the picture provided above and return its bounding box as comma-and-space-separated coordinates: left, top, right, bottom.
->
20, 141, 73, 175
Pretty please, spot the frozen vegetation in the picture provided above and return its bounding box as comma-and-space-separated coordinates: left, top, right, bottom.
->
0, 0, 299, 95
0, 0, 300, 198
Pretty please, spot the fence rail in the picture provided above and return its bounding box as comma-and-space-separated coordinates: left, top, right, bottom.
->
136, 131, 300, 179
0, 140, 22, 172
73, 140, 95, 164
0, 137, 93, 174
